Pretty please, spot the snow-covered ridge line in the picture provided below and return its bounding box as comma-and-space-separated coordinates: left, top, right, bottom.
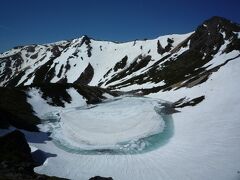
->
0, 31, 192, 87
0, 32, 193, 56
0, 16, 239, 96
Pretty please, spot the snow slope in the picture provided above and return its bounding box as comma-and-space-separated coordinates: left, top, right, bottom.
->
1, 16, 240, 180
0, 33, 192, 87
26, 51, 240, 180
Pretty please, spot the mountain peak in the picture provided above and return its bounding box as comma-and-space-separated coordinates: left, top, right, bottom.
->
200, 16, 240, 31
205, 16, 230, 24
82, 35, 91, 39
187, 16, 240, 55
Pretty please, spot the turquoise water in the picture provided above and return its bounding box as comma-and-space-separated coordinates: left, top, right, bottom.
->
43, 97, 174, 155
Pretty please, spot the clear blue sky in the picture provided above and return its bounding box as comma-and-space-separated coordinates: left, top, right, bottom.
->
0, 0, 239, 52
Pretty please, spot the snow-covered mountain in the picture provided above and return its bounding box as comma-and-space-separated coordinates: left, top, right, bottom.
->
1, 16, 240, 180
0, 32, 191, 87
1, 16, 239, 93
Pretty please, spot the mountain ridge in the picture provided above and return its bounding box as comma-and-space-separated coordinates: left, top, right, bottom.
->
0, 15, 240, 122
0, 16, 239, 104
0, 16, 239, 86
1, 16, 240, 180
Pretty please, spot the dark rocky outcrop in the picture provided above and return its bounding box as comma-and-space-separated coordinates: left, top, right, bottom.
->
157, 40, 165, 55
0, 83, 119, 131
29, 83, 118, 106
0, 130, 113, 180
89, 176, 113, 180
157, 38, 174, 55
4, 70, 26, 87
0, 87, 40, 131
57, 64, 64, 78
79, 35, 93, 57
0, 130, 67, 180
173, 96, 205, 108
33, 58, 57, 84
113, 56, 128, 72
106, 55, 152, 85
189, 16, 238, 56
74, 63, 94, 85
0, 130, 34, 165
25, 45, 36, 53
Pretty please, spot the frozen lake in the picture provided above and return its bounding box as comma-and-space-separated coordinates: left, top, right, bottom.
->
42, 96, 174, 154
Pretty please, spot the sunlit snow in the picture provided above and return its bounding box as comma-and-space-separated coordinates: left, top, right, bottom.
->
25, 58, 240, 180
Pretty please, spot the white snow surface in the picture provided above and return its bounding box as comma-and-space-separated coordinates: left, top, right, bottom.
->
24, 56, 240, 180
27, 87, 87, 118
1, 31, 240, 179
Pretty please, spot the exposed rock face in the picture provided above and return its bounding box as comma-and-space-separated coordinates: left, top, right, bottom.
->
0, 130, 67, 180
0, 87, 40, 131
157, 38, 173, 55
157, 40, 165, 55
0, 83, 118, 131
189, 16, 240, 55
113, 56, 128, 72
0, 130, 34, 165
74, 63, 94, 85
30, 83, 119, 106
0, 69, 118, 180
89, 176, 113, 180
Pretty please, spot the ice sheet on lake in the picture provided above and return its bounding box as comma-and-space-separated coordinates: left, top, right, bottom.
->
41, 96, 173, 154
